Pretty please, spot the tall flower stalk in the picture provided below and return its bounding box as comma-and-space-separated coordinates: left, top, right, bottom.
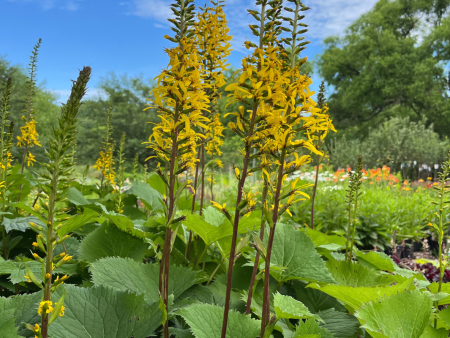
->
0, 78, 13, 259
310, 81, 335, 228
115, 132, 126, 213
25, 66, 91, 338
429, 151, 450, 327
195, 0, 232, 213
17, 39, 42, 201
93, 106, 115, 196
345, 157, 363, 261
144, 1, 210, 336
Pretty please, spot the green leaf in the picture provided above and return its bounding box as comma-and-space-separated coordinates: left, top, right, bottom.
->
437, 307, 450, 328
307, 277, 415, 311
427, 283, 450, 305
0, 291, 42, 336
0, 260, 77, 284
274, 292, 322, 321
265, 223, 335, 283
0, 309, 22, 338
127, 181, 163, 211
355, 289, 432, 338
203, 206, 225, 227
325, 259, 401, 287
78, 222, 147, 263
295, 319, 335, 338
304, 228, 346, 248
292, 280, 346, 313
177, 304, 260, 338
48, 285, 160, 338
419, 324, 449, 338
318, 308, 359, 338
104, 212, 146, 238
3, 216, 43, 232
147, 172, 166, 195
90, 257, 197, 303
67, 187, 91, 205
57, 208, 98, 237
355, 251, 396, 272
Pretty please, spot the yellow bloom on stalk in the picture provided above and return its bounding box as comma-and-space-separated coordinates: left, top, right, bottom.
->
27, 152, 36, 166
17, 118, 41, 148
93, 146, 116, 185
144, 36, 211, 170
205, 115, 225, 156
38, 301, 53, 315
34, 324, 39, 332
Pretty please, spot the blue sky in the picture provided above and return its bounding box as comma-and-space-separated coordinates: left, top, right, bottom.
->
2, 0, 378, 101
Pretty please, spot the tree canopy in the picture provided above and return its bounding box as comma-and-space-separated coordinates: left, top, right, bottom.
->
317, 0, 450, 137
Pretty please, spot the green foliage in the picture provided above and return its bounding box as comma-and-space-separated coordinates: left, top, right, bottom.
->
265, 223, 335, 283
48, 285, 161, 338
355, 289, 432, 338
76, 73, 156, 165
317, 0, 450, 137
327, 117, 449, 171
90, 257, 197, 303
177, 304, 260, 338
77, 222, 148, 263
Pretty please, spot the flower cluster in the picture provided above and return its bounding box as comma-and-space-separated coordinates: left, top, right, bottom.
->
205, 115, 225, 156
145, 37, 210, 171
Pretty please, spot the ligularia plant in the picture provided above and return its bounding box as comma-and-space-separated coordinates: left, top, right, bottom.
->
144, 0, 211, 336
24, 66, 91, 338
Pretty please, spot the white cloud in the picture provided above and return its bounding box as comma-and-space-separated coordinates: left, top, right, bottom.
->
132, 0, 173, 21
6, 0, 82, 11
128, 0, 378, 53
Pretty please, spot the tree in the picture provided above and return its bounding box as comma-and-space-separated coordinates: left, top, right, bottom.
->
317, 0, 450, 137
76, 72, 157, 165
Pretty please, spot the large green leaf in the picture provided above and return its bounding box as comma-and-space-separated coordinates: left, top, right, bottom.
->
265, 223, 335, 283
0, 259, 77, 284
2, 216, 44, 233
66, 187, 91, 205
90, 257, 197, 303
318, 308, 359, 338
274, 292, 321, 321
127, 181, 162, 211
437, 307, 450, 329
0, 309, 22, 338
295, 319, 335, 338
177, 304, 260, 338
203, 206, 226, 227
102, 212, 146, 238
292, 280, 346, 313
355, 251, 396, 272
0, 290, 42, 336
419, 324, 449, 338
326, 259, 401, 287
48, 285, 160, 338
304, 228, 346, 248
182, 212, 261, 246
355, 289, 432, 338
77, 223, 147, 263
57, 208, 98, 237
307, 277, 415, 311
